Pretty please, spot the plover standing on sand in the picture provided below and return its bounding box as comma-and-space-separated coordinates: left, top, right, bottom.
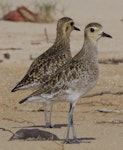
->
19, 23, 112, 143
11, 17, 80, 128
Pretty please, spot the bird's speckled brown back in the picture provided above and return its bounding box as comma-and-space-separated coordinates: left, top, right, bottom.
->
11, 17, 80, 92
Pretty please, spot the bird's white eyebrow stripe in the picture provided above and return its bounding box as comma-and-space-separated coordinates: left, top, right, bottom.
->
90, 26, 97, 30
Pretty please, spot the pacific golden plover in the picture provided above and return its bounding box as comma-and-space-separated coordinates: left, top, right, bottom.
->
11, 17, 80, 128
19, 23, 112, 143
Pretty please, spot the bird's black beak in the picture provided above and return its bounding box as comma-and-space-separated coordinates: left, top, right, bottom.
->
74, 26, 80, 31
102, 32, 112, 38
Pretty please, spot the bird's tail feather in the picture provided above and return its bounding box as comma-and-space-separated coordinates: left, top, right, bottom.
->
19, 97, 29, 104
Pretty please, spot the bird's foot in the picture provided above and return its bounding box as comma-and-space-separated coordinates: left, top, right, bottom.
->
73, 137, 80, 143
64, 138, 72, 144
46, 122, 53, 128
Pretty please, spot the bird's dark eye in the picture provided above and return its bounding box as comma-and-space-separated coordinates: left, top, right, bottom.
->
70, 22, 74, 26
90, 28, 95, 32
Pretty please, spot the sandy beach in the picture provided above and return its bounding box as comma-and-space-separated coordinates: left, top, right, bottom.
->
0, 0, 123, 149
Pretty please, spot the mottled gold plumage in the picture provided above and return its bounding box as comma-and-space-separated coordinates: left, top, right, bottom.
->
11, 17, 80, 91
11, 17, 80, 128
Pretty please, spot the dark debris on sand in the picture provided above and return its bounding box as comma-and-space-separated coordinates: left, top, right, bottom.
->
9, 129, 59, 141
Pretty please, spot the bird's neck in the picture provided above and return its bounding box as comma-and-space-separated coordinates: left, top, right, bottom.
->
54, 32, 70, 50
75, 38, 98, 62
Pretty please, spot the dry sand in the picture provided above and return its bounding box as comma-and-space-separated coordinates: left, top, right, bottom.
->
0, 0, 123, 149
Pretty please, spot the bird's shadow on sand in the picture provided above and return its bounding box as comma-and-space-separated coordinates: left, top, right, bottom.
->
60, 137, 96, 144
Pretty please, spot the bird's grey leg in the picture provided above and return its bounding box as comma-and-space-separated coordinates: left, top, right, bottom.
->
65, 103, 74, 143
71, 113, 80, 143
69, 103, 80, 143
48, 102, 54, 128
65, 108, 72, 143
43, 103, 51, 128
65, 102, 80, 144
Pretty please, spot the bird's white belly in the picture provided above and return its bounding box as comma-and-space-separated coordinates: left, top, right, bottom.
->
66, 89, 84, 102
65, 79, 98, 103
